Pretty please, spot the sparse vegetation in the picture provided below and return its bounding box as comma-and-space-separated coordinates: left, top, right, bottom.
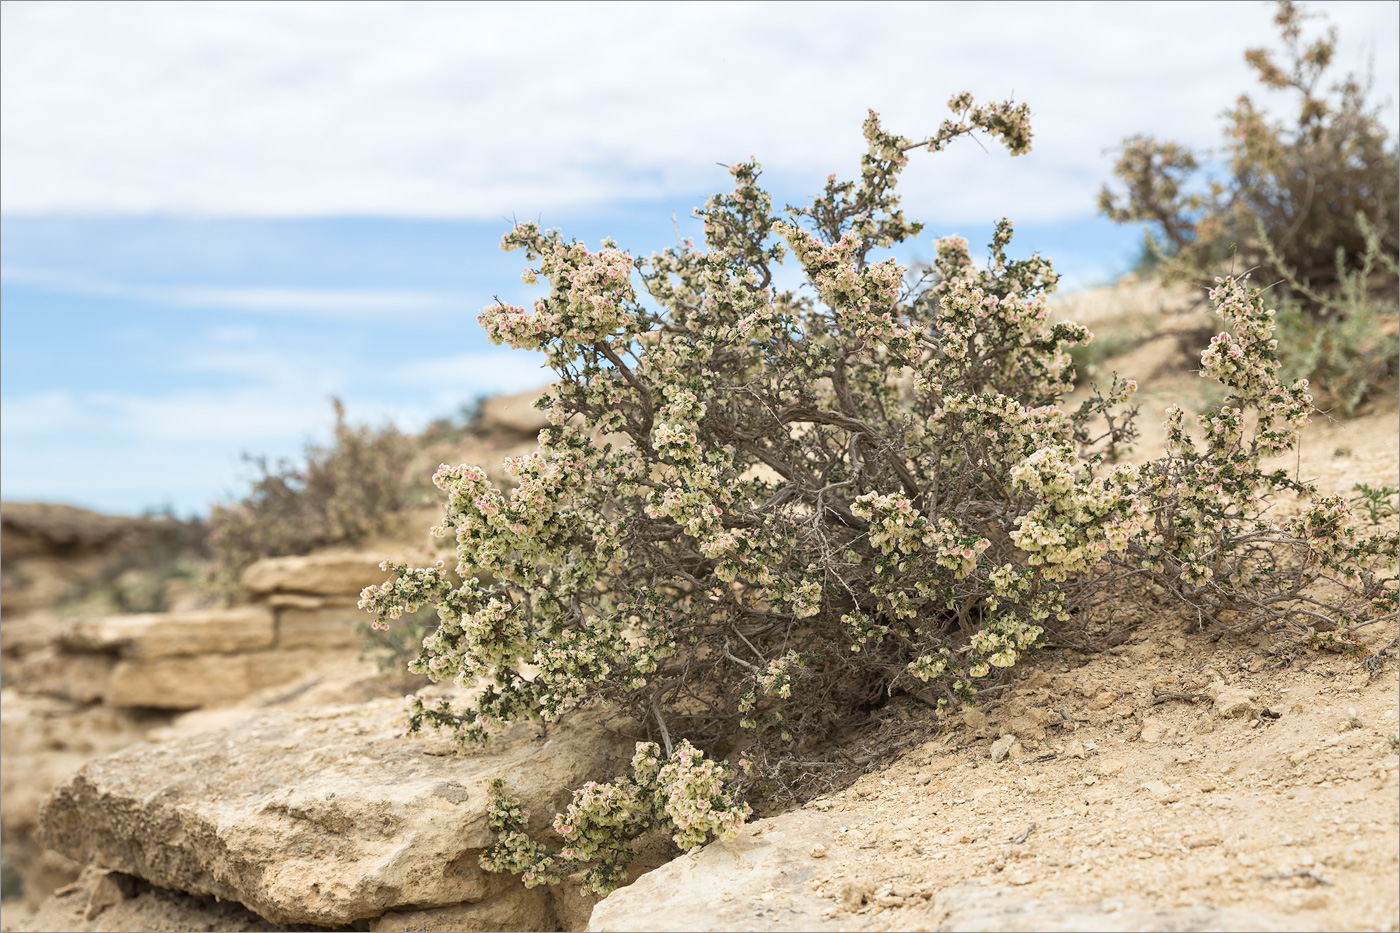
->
1100, 0, 1399, 413
51, 508, 211, 616
1354, 482, 1399, 525
208, 399, 415, 594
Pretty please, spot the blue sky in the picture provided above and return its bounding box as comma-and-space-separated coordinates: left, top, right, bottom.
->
3, 1, 1397, 516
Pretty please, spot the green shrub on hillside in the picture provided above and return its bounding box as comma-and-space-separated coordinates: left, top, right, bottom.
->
363, 95, 1397, 894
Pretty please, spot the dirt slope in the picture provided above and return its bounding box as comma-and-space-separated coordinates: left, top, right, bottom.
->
780, 286, 1400, 932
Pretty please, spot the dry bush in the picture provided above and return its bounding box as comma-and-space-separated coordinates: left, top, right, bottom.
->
1101, 0, 1398, 293
1100, 1, 1399, 413
208, 399, 414, 594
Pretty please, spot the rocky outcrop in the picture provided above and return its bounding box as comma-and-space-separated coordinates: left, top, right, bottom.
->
11, 604, 371, 711
0, 546, 419, 909
0, 503, 149, 561
10, 552, 407, 712
240, 551, 408, 598
476, 387, 551, 442
38, 699, 636, 927
0, 502, 205, 619
0, 691, 170, 904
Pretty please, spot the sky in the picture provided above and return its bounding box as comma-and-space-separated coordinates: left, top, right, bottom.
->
3, 0, 1397, 517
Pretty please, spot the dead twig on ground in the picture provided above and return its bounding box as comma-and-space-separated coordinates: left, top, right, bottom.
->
1260, 869, 1331, 886
1151, 687, 1210, 705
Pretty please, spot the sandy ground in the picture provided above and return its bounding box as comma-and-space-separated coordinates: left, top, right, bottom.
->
788, 287, 1400, 932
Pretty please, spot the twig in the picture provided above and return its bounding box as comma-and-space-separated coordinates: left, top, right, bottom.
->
1151, 687, 1211, 705
652, 699, 673, 758
1347, 634, 1398, 675
1010, 822, 1036, 844
1260, 869, 1331, 886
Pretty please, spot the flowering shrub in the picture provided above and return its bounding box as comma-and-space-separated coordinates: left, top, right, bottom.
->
362, 92, 1396, 893
1134, 275, 1394, 641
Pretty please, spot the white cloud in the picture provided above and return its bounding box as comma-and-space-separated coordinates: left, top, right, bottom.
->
1, 386, 329, 442
3, 1, 1394, 223
0, 264, 462, 314
2, 345, 547, 444
0, 390, 86, 435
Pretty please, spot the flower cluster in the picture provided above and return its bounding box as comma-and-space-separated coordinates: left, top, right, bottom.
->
1130, 275, 1395, 627
481, 740, 749, 895
1009, 445, 1144, 582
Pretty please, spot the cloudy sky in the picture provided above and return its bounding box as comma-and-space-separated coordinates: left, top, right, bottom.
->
3, 0, 1397, 516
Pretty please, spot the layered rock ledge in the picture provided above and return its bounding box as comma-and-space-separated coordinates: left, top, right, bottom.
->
38, 699, 634, 927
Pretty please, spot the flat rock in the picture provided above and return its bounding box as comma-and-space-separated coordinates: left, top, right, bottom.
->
102, 647, 369, 709
11, 647, 116, 704
477, 387, 551, 440
61, 607, 276, 659
241, 552, 411, 596
589, 808, 859, 932
39, 698, 635, 927
276, 605, 368, 649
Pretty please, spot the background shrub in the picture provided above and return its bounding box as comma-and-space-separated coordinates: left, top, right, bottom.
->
1099, 1, 1399, 413
209, 399, 414, 594
1100, 0, 1398, 295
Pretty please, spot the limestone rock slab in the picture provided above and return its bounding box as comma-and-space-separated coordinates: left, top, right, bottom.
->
589, 809, 857, 932
241, 552, 409, 596
12, 647, 115, 704
276, 605, 368, 649
39, 698, 634, 926
477, 387, 551, 440
103, 646, 368, 709
105, 655, 252, 708
61, 607, 275, 659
